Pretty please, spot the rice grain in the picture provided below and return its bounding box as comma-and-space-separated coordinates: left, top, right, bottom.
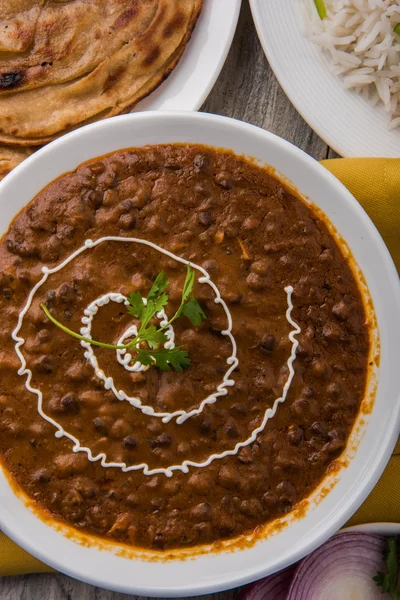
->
304, 0, 400, 127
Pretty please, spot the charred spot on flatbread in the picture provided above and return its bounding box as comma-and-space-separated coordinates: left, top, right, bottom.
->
0, 71, 24, 89
0, 0, 202, 146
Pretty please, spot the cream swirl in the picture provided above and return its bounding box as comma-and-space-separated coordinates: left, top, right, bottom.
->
81, 293, 175, 375
12, 236, 301, 477
78, 277, 237, 425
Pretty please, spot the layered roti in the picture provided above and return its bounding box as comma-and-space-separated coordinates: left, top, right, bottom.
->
0, 0, 202, 145
0, 145, 35, 180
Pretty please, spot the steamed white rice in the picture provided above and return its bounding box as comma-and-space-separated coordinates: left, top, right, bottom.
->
304, 0, 400, 128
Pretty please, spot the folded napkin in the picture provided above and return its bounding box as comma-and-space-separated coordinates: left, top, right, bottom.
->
320, 158, 400, 273
0, 157, 399, 577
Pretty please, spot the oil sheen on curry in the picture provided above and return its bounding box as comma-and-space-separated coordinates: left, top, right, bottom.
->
0, 145, 370, 551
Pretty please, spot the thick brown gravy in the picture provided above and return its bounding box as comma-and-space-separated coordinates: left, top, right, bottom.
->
0, 144, 370, 550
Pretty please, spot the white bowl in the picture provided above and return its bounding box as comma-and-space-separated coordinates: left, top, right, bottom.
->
0, 112, 399, 596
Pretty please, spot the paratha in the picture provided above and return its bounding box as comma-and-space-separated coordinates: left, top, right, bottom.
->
0, 0, 202, 145
0, 145, 35, 180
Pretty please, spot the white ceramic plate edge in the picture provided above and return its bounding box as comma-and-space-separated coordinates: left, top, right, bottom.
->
249, 0, 344, 157
249, 0, 400, 158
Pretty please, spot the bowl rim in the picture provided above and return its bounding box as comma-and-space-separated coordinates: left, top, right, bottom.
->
345, 522, 400, 535
0, 111, 399, 596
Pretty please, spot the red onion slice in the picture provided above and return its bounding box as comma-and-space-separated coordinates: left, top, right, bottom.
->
287, 532, 391, 599
237, 565, 296, 600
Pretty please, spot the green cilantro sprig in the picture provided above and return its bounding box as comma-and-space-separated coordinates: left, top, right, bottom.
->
40, 264, 206, 372
373, 537, 400, 599
313, 0, 327, 19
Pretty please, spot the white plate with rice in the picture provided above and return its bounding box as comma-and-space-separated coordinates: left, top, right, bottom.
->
250, 0, 400, 157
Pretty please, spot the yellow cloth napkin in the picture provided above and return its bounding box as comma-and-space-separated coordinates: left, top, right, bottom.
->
0, 157, 399, 576
320, 158, 400, 273
0, 535, 53, 576
347, 438, 400, 527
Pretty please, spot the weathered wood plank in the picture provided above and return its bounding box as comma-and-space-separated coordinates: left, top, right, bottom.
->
202, 1, 329, 160
0, 573, 240, 600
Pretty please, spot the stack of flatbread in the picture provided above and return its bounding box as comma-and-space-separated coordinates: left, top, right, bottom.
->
0, 0, 202, 179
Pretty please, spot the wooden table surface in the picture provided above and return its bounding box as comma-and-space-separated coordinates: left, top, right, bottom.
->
0, 2, 337, 599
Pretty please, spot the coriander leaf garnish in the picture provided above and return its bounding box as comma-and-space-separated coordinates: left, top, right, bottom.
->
166, 264, 207, 327
134, 348, 158, 368
142, 325, 168, 350
41, 264, 207, 372
181, 264, 196, 306
136, 271, 169, 333
139, 295, 167, 333
136, 347, 190, 372
147, 271, 169, 300
180, 296, 207, 326
40, 303, 127, 350
126, 291, 145, 319
373, 537, 400, 599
